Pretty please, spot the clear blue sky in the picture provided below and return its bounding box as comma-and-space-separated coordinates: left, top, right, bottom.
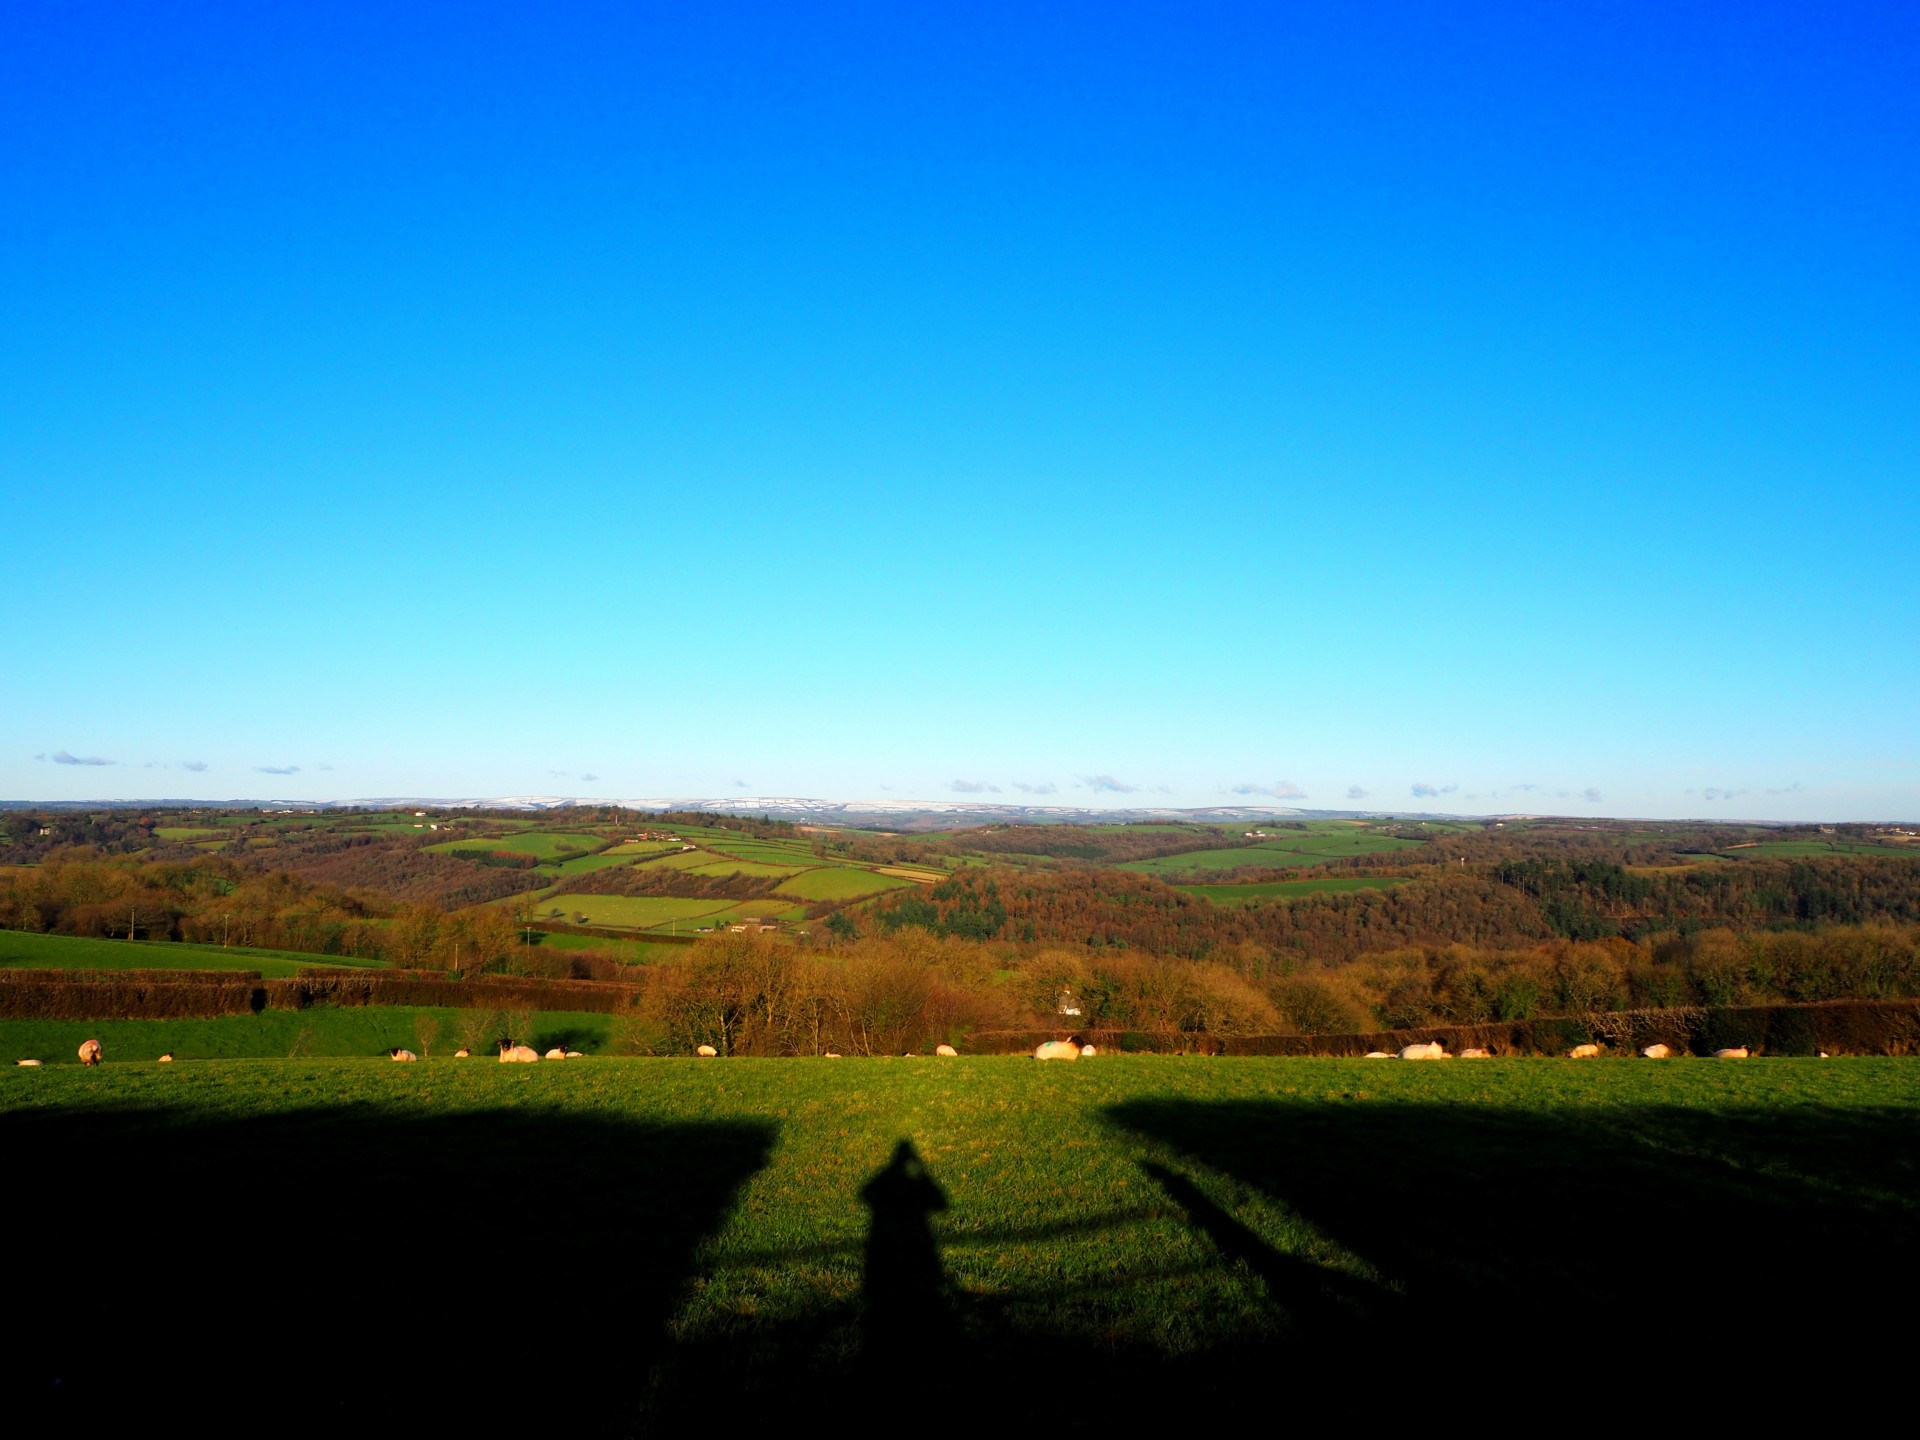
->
3, 2, 1915, 819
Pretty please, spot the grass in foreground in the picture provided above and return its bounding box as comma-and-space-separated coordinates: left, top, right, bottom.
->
5, 1056, 1913, 1427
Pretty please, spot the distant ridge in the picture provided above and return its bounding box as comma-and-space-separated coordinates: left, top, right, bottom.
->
1, 794, 1415, 826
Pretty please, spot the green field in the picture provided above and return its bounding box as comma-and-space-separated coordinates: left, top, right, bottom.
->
5, 1056, 1910, 1422
538, 895, 735, 931
1723, 840, 1920, 859
429, 830, 605, 859
1176, 876, 1411, 906
687, 859, 805, 878
1123, 829, 1422, 876
0, 929, 383, 977
153, 825, 225, 841
774, 867, 916, 902
0, 1005, 614, 1062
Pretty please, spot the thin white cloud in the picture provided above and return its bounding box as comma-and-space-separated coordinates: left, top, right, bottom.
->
254, 764, 300, 776
1583, 787, 1602, 802
1410, 782, 1457, 799
1231, 781, 1307, 800
51, 751, 113, 766
950, 780, 1001, 794
1346, 785, 1370, 800
182, 761, 208, 772
1080, 775, 1141, 794
580, 773, 599, 782
1012, 781, 1058, 795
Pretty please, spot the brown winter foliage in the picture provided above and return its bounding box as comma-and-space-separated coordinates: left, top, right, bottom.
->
553, 866, 784, 901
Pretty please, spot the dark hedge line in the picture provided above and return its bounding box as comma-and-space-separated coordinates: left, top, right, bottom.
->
0, 971, 264, 1019
974, 1000, 1920, 1056
0, 968, 646, 1019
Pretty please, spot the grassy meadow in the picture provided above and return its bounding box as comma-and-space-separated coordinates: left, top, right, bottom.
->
0, 928, 383, 977
8, 1054, 1914, 1426
1122, 823, 1422, 876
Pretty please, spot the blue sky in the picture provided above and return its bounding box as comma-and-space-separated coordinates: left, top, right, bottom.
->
3, 2, 1915, 819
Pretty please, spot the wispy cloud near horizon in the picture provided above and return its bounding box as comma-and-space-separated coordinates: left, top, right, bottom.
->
253, 764, 299, 776
51, 751, 113, 766
950, 779, 1001, 794
1231, 780, 1306, 800
1080, 775, 1140, 794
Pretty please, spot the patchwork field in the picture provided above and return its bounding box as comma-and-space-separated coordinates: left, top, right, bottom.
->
6, 1057, 1912, 1425
1176, 876, 1411, 906
536, 895, 731, 931
429, 830, 604, 859
0, 929, 383, 977
1123, 828, 1421, 876
774, 867, 916, 902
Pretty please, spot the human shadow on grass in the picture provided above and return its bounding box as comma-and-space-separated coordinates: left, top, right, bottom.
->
2, 1101, 775, 1433
1112, 1097, 1920, 1396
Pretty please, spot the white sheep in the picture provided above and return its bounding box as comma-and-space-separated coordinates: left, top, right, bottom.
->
1080, 1044, 1098, 1057
696, 1044, 719, 1057
157, 1053, 175, 1063
78, 1038, 103, 1066
498, 1042, 540, 1063
544, 1047, 567, 1060
1713, 1046, 1750, 1059
824, 1051, 843, 1058
15, 1058, 42, 1067
1567, 1043, 1602, 1059
1363, 1051, 1393, 1059
1034, 1040, 1081, 1061
387, 1048, 418, 1062
935, 1044, 959, 1057
1398, 1041, 1449, 1060
564, 1050, 585, 1059
453, 1048, 470, 1058
1459, 1047, 1494, 1059
1641, 1043, 1671, 1059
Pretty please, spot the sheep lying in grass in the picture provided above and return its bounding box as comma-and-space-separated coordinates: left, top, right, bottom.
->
544, 1047, 567, 1060
824, 1052, 843, 1058
1459, 1047, 1494, 1059
696, 1044, 719, 1057
158, 1053, 175, 1063
1034, 1040, 1081, 1061
1364, 1051, 1393, 1059
935, 1044, 959, 1057
1399, 1041, 1449, 1060
1080, 1044, 1098, 1057
387, 1048, 418, 1062
1714, 1046, 1750, 1059
453, 1048, 470, 1058
78, 1039, 102, 1066
1641, 1043, 1672, 1059
498, 1042, 540, 1063
564, 1050, 585, 1059
1568, 1043, 1602, 1059
15, 1058, 42, 1067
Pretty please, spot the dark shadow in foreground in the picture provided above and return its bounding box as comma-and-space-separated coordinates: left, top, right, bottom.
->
1112, 1096, 1920, 1392
2, 1101, 775, 1433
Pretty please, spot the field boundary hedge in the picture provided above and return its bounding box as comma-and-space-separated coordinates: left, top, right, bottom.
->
0, 968, 645, 1019
975, 999, 1920, 1056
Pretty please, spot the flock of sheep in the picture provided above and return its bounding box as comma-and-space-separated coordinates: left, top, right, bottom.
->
7, 1037, 1817, 1067
1363, 1040, 1772, 1059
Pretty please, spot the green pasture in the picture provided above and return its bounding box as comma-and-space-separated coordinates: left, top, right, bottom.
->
0, 929, 383, 977
537, 895, 734, 931
638, 849, 728, 871
1122, 831, 1420, 876
527, 931, 686, 964
1723, 840, 1919, 860
5, 1056, 1911, 1422
153, 826, 225, 841
1176, 876, 1411, 906
687, 859, 805, 879
0, 1005, 614, 1063
541, 849, 659, 876
775, 867, 915, 902
430, 830, 604, 859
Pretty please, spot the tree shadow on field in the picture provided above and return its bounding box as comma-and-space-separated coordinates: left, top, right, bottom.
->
1111, 1097, 1920, 1403
2, 1101, 775, 1433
